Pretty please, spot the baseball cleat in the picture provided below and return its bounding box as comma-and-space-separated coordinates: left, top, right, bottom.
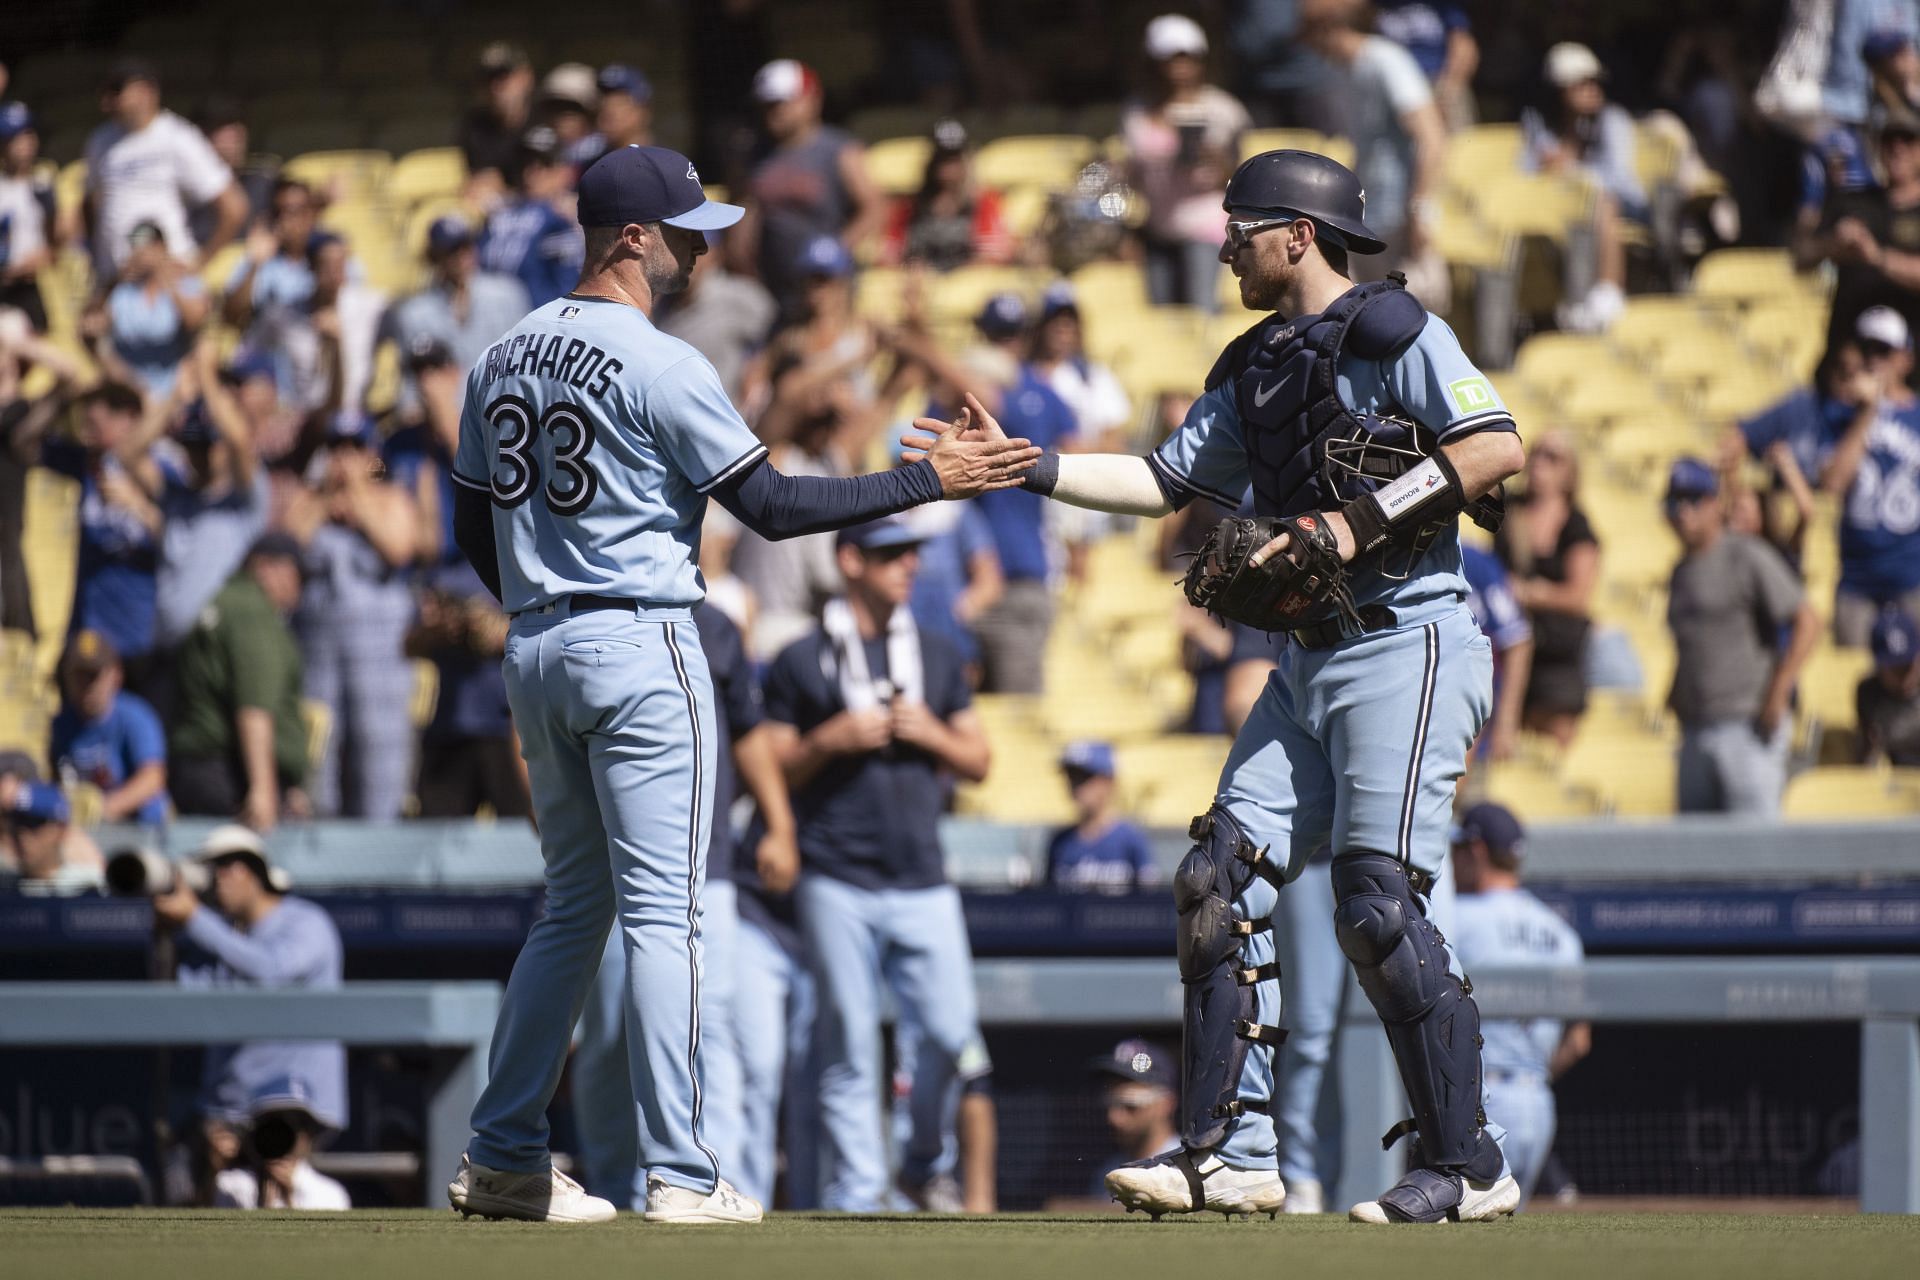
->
1348, 1168, 1520, 1224
898, 1171, 966, 1213
447, 1153, 617, 1223
1105, 1150, 1285, 1220
1281, 1177, 1324, 1214
642, 1175, 764, 1224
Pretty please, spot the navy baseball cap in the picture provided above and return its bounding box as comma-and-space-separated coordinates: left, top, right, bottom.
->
1454, 802, 1525, 857
326, 409, 377, 446
1039, 281, 1080, 322
0, 102, 35, 141
577, 145, 744, 231
247, 1074, 325, 1124
836, 515, 926, 553
7, 781, 70, 829
223, 345, 277, 385
797, 234, 854, 279
1665, 456, 1719, 502
1090, 1038, 1176, 1091
1864, 29, 1914, 63
426, 215, 475, 258
1060, 739, 1116, 778
976, 291, 1028, 340
598, 64, 653, 102
1873, 609, 1920, 667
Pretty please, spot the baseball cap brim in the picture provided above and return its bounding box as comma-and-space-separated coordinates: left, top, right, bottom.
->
661, 199, 746, 231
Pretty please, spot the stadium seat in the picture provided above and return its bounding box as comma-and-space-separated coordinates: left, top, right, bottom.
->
846, 105, 945, 145
1799, 645, 1875, 734
1002, 187, 1051, 240
1444, 124, 1524, 194
1475, 758, 1599, 821
1240, 129, 1354, 170
1511, 332, 1628, 398
1469, 172, 1592, 243
283, 150, 395, 204
388, 148, 467, 208
301, 699, 334, 775
972, 135, 1096, 193
1695, 372, 1798, 423
924, 265, 1042, 326
410, 660, 440, 730
1691, 249, 1826, 306
1781, 766, 1920, 818
865, 137, 933, 196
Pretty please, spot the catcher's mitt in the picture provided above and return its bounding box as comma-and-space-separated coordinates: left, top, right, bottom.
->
1182, 513, 1359, 632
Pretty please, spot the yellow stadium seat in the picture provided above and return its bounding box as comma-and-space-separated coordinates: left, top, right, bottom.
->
301, 699, 333, 774
1782, 766, 1920, 818
1474, 758, 1599, 821
199, 242, 247, 294
1739, 299, 1830, 378
1692, 248, 1826, 305
283, 150, 395, 203
1002, 186, 1051, 239
865, 137, 933, 197
410, 659, 440, 730
388, 147, 468, 208
1607, 296, 1723, 359
1470, 173, 1593, 243
1561, 727, 1679, 815
1240, 129, 1354, 169
1554, 380, 1682, 433
1695, 372, 1797, 423
64, 781, 105, 830
1511, 332, 1627, 398
23, 468, 79, 679
924, 265, 1041, 325
1800, 645, 1875, 732
1445, 124, 1524, 194
854, 266, 909, 325
973, 135, 1096, 192
1068, 260, 1152, 314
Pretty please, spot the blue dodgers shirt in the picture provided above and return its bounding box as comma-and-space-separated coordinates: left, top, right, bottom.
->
973, 367, 1078, 582
1739, 385, 1854, 480
477, 198, 585, 310
696, 599, 763, 883
41, 442, 174, 658
762, 623, 971, 891
1046, 819, 1157, 890
907, 502, 998, 665
49, 690, 168, 824
1837, 399, 1920, 599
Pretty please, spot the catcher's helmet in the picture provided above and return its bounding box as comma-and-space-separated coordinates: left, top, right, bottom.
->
1224, 150, 1387, 255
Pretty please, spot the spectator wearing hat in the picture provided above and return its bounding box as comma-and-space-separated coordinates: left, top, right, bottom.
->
1858, 608, 1920, 763
252, 230, 388, 418
596, 65, 655, 152
878, 119, 1013, 273
211, 1077, 351, 1210
1664, 457, 1820, 815
1087, 1038, 1180, 1194
49, 628, 167, 824
405, 560, 530, 818
1827, 2, 1920, 127
83, 59, 246, 278
168, 535, 310, 830
86, 219, 209, 399
736, 58, 886, 321
14, 378, 172, 677
1, 321, 85, 635
1301, 1, 1448, 293
1805, 105, 1920, 368
1724, 340, 1865, 574
381, 336, 464, 567
1123, 15, 1251, 309
460, 43, 536, 203
1449, 803, 1588, 1209
153, 825, 346, 1191
282, 410, 420, 820
536, 63, 604, 171
1046, 741, 1155, 891
1374, 1, 1480, 129
1867, 28, 1920, 123
0, 101, 58, 331
763, 516, 990, 1212
0, 760, 103, 890
1029, 285, 1131, 450
958, 292, 1079, 694
1820, 307, 1920, 645
222, 179, 321, 335
379, 216, 529, 412
478, 127, 586, 309
1520, 42, 1641, 333
656, 227, 777, 405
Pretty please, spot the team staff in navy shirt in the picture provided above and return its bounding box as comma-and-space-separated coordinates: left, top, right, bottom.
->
762, 516, 989, 1212
1046, 740, 1156, 890
1822, 308, 1920, 645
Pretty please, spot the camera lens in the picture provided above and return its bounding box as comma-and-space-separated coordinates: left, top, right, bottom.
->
250, 1114, 300, 1161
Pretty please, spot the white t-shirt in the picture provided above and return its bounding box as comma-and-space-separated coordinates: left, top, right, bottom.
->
84, 110, 233, 271
1045, 357, 1132, 441
212, 1161, 352, 1210
1340, 36, 1434, 234
0, 172, 52, 266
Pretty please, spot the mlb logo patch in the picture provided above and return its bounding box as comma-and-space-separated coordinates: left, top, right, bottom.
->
559, 305, 581, 320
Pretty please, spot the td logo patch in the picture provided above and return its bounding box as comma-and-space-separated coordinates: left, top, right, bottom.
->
1448, 376, 1496, 414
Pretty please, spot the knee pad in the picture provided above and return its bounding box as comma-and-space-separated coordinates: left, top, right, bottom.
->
1331, 850, 1489, 1171
1175, 806, 1288, 1151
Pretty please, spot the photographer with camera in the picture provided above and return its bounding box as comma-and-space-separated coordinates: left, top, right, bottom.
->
210, 1076, 351, 1210
147, 825, 346, 1199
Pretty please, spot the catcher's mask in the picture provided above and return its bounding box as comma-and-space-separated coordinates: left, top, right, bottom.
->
1319, 414, 1504, 579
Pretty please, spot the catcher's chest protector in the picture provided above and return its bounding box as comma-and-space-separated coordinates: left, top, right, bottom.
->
1206, 277, 1428, 520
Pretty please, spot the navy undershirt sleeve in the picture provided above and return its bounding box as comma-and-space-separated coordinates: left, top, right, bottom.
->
712, 456, 943, 540
453, 484, 503, 602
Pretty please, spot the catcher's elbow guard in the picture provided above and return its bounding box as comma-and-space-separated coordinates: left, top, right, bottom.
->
1339, 448, 1468, 556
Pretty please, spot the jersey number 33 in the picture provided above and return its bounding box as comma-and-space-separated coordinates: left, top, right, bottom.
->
486, 394, 602, 515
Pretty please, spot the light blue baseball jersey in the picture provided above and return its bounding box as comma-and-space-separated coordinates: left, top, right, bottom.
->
1151, 312, 1510, 616
1450, 886, 1584, 1076
452, 294, 768, 613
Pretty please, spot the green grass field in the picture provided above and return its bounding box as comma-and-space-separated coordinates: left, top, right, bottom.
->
4, 1211, 1918, 1280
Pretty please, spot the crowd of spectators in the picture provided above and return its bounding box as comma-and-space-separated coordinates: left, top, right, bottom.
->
2, 3, 1919, 863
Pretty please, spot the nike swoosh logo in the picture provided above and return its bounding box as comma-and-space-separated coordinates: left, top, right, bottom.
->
1252, 373, 1293, 407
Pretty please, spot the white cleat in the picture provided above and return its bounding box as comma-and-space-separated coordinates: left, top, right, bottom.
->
447, 1153, 617, 1223
1348, 1169, 1520, 1224
1281, 1178, 1324, 1214
1105, 1151, 1285, 1220
642, 1174, 764, 1225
